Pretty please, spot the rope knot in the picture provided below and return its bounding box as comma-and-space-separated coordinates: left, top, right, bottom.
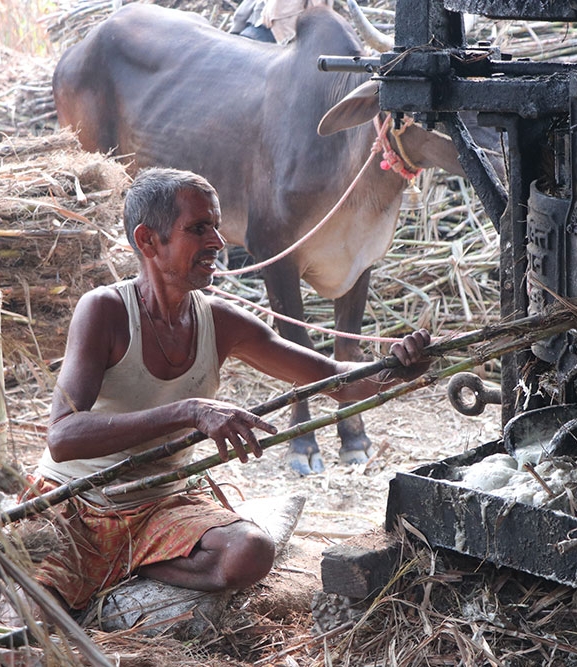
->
373, 114, 424, 181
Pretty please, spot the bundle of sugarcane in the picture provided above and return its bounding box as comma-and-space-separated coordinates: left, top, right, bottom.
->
0, 130, 135, 367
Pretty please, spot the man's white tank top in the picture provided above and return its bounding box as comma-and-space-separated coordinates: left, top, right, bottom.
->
38, 279, 220, 508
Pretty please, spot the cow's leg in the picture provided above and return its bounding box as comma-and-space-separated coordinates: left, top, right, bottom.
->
261, 260, 324, 476
333, 268, 375, 465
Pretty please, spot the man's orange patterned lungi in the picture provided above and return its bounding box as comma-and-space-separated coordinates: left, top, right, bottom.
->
23, 478, 241, 609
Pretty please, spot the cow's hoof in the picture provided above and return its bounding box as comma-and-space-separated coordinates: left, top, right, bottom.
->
339, 445, 376, 465
287, 451, 325, 476
310, 452, 325, 474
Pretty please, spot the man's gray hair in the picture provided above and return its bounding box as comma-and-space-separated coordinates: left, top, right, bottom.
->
124, 167, 218, 254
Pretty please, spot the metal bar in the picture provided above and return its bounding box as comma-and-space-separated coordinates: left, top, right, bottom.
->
395, 0, 465, 49
565, 73, 577, 295
444, 0, 577, 21
378, 76, 569, 117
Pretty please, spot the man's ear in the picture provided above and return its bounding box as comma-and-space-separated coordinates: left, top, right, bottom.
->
133, 224, 156, 257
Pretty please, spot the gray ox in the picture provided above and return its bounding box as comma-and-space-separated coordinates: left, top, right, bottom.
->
53, 3, 471, 475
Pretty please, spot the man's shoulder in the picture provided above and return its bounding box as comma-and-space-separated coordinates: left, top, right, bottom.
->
206, 292, 246, 318
75, 283, 127, 319
207, 291, 269, 335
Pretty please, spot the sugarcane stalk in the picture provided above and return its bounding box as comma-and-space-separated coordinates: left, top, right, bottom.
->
101, 317, 575, 498
0, 551, 113, 667
262, 307, 576, 407
2, 307, 574, 524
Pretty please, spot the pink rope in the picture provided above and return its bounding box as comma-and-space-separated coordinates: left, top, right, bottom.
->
208, 284, 404, 344
214, 116, 390, 278
215, 114, 422, 280
211, 114, 428, 344
374, 114, 423, 180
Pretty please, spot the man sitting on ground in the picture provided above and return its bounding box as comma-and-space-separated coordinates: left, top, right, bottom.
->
27, 167, 431, 611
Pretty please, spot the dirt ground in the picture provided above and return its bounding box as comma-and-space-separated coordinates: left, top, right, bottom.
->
205, 363, 502, 539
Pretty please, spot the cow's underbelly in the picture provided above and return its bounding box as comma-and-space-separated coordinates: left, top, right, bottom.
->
294, 206, 401, 300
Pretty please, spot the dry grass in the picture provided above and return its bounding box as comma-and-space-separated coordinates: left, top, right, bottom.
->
3, 520, 577, 666
300, 523, 577, 667
0, 0, 57, 57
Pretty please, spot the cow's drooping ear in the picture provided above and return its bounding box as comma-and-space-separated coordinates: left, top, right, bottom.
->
133, 224, 157, 257
317, 80, 379, 136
